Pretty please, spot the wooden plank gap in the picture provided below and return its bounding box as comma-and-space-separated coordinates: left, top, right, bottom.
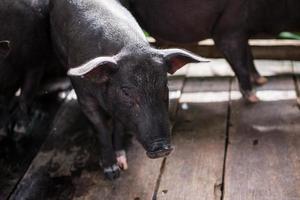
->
221, 78, 234, 200
291, 62, 300, 109
151, 76, 188, 200
152, 158, 167, 200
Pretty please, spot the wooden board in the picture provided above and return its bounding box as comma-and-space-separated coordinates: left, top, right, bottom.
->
186, 59, 234, 78
293, 61, 300, 75
254, 60, 293, 77
168, 64, 190, 119
224, 77, 300, 200
0, 92, 65, 200
156, 77, 230, 200
185, 59, 293, 79
152, 39, 300, 61
168, 77, 186, 121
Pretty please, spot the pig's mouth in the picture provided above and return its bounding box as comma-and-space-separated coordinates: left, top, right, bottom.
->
146, 140, 173, 159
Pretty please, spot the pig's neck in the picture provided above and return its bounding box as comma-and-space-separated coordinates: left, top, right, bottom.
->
100, 0, 149, 52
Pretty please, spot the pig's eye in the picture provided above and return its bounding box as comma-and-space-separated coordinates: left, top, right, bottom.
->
121, 88, 131, 97
120, 87, 136, 107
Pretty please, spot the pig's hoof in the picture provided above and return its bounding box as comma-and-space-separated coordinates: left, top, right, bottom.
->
251, 75, 268, 86
254, 76, 268, 86
103, 164, 120, 180
243, 91, 260, 103
13, 123, 27, 134
116, 150, 128, 170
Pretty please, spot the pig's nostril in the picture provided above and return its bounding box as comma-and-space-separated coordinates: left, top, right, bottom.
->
146, 141, 173, 159
150, 141, 169, 151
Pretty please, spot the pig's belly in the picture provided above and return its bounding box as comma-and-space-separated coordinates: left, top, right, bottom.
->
149, 25, 211, 44
133, 0, 223, 43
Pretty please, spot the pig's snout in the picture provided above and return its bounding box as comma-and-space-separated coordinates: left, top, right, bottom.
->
146, 140, 173, 159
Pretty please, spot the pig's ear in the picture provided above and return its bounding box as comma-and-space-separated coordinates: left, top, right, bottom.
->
161, 48, 209, 74
67, 56, 118, 84
0, 41, 11, 58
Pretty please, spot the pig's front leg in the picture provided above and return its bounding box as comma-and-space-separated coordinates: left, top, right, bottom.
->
76, 93, 120, 180
13, 67, 44, 134
112, 119, 128, 170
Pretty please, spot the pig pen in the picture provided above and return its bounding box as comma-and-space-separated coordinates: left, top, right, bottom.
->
1, 40, 300, 200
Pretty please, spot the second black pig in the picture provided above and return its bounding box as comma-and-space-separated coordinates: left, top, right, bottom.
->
49, 0, 208, 179
128, 0, 300, 102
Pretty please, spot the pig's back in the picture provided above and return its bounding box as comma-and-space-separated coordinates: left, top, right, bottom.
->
50, 0, 148, 67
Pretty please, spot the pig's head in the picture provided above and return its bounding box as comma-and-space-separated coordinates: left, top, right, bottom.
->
68, 48, 208, 159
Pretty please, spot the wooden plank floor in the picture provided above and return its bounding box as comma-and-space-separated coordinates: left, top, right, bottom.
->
3, 59, 300, 200
224, 77, 300, 200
